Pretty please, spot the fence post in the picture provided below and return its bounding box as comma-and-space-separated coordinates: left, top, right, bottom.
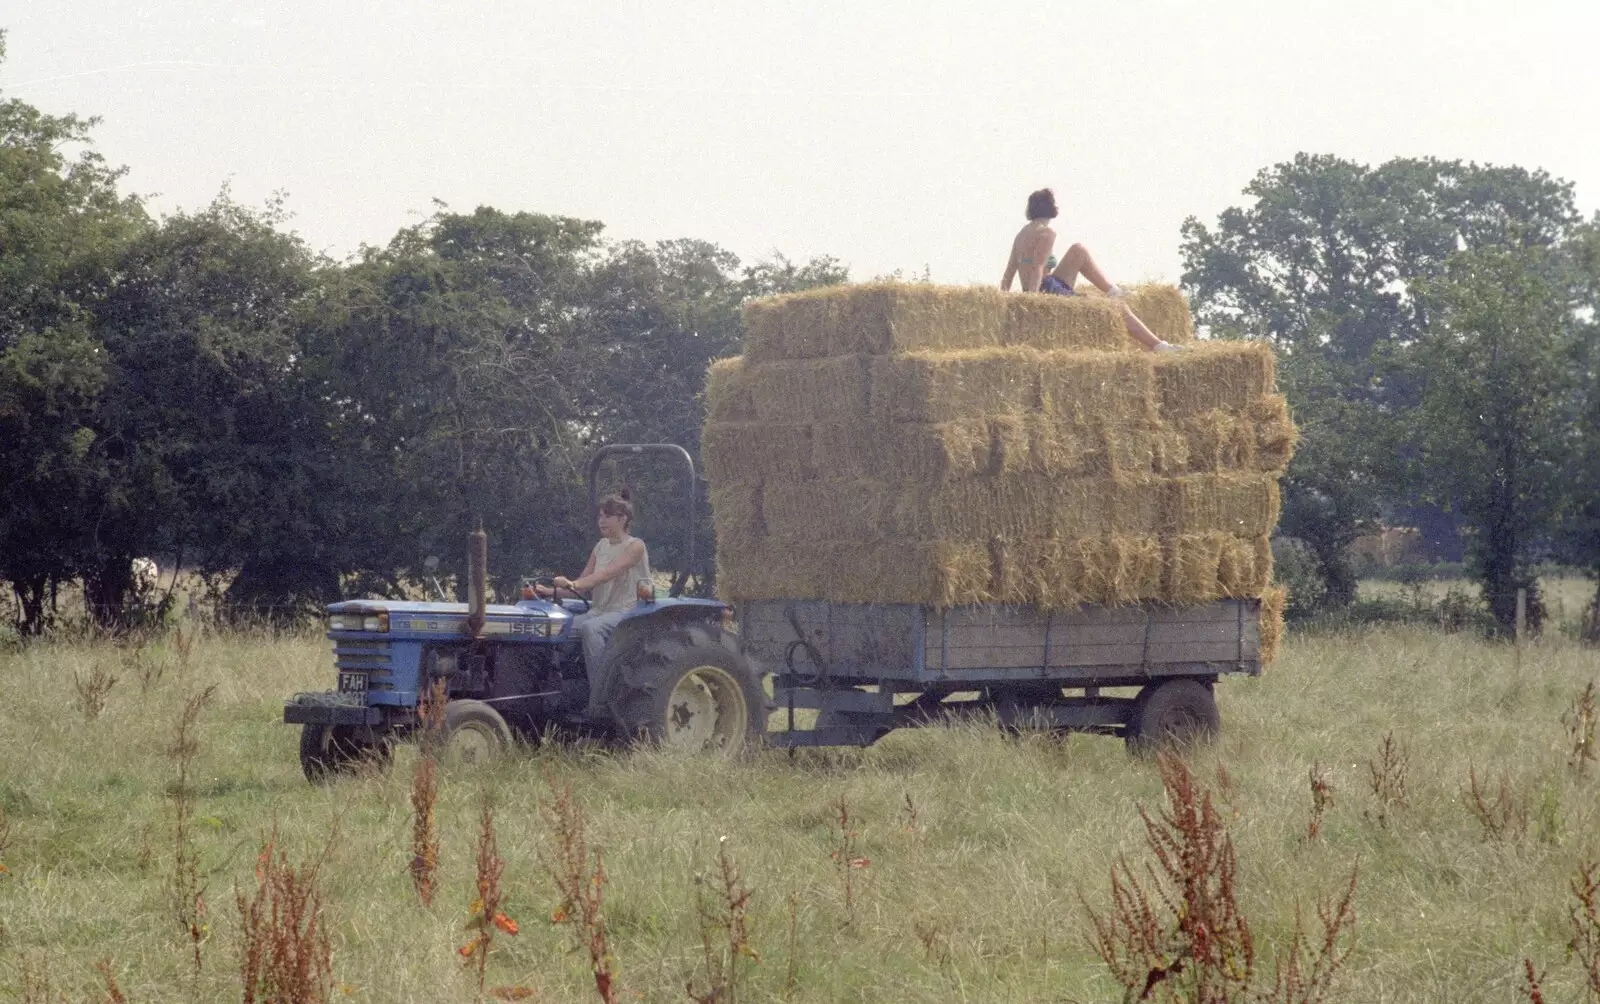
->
1515, 587, 1527, 645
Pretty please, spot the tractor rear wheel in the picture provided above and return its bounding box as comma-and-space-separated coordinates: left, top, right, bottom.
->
613, 625, 765, 753
299, 724, 390, 784
439, 700, 514, 767
1126, 679, 1220, 755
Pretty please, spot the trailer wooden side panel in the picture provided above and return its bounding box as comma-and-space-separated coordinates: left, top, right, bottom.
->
741, 598, 1260, 682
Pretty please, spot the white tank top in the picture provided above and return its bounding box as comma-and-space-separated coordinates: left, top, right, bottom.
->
588, 535, 651, 614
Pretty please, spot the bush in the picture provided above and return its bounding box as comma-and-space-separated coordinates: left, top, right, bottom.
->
1271, 537, 1329, 619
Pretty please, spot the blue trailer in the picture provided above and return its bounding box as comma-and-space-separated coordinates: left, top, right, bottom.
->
745, 597, 1260, 751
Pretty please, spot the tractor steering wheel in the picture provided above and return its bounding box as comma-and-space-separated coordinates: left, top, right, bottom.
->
532, 576, 591, 614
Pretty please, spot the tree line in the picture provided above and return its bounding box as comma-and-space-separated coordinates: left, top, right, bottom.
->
3, 36, 1597, 636
1183, 153, 1600, 634
0, 35, 844, 634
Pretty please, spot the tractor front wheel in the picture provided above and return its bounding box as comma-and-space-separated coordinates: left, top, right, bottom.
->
299, 724, 391, 784
613, 625, 766, 754
439, 700, 514, 767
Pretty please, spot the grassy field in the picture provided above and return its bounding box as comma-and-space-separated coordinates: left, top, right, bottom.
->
1, 596, 1598, 1002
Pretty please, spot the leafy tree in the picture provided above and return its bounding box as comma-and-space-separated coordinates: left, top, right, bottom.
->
1408, 246, 1576, 631
0, 31, 148, 633
1555, 218, 1600, 639
90, 195, 325, 623
306, 207, 606, 600
1182, 154, 1581, 607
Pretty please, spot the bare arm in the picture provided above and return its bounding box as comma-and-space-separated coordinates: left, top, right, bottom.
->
548, 549, 600, 596
1001, 249, 1018, 291
568, 539, 646, 591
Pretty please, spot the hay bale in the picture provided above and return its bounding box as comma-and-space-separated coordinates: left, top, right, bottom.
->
1151, 423, 1192, 475
1153, 341, 1277, 418
743, 355, 871, 422
759, 474, 1167, 543
717, 537, 993, 606
1165, 473, 1282, 536
743, 292, 834, 361
1259, 585, 1287, 664
1030, 534, 1165, 606
1217, 534, 1274, 597
1022, 416, 1164, 478
829, 283, 1006, 356
1073, 284, 1195, 344
1163, 532, 1227, 605
871, 349, 1043, 422
1036, 351, 1156, 424
707, 481, 765, 552
1163, 533, 1273, 605
704, 357, 755, 422
1249, 393, 1297, 473
1176, 410, 1256, 473
812, 419, 998, 481
1002, 293, 1130, 352
1165, 395, 1296, 474
701, 422, 815, 484
741, 281, 1161, 361
744, 283, 1010, 361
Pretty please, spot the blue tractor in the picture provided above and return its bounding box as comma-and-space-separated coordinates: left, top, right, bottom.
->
283, 445, 765, 782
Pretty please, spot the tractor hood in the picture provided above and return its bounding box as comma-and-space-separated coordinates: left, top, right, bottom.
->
325, 599, 572, 640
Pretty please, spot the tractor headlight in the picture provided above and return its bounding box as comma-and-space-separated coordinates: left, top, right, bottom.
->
330, 613, 389, 632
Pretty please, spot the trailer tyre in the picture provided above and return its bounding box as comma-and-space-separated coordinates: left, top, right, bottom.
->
440, 700, 514, 767
299, 724, 391, 784
1127, 679, 1220, 755
613, 625, 766, 754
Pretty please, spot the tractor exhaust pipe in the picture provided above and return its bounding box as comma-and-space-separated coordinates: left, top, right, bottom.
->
465, 526, 488, 638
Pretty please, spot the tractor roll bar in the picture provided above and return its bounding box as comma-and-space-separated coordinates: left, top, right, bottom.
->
585, 444, 698, 594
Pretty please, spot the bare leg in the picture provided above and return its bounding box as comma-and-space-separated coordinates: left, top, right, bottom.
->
1053, 243, 1164, 351
1052, 242, 1113, 293
1118, 304, 1163, 350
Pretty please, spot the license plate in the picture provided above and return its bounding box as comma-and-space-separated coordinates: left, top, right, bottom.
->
338, 672, 368, 694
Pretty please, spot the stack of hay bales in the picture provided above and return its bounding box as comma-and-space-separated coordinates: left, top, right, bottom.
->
701, 281, 1294, 652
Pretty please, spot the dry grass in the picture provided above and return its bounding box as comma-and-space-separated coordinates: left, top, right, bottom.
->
0, 616, 1597, 1001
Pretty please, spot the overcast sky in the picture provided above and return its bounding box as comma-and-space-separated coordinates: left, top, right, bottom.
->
5, 1, 1597, 285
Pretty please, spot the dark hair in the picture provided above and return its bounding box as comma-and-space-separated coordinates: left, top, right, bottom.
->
598, 489, 633, 528
1026, 188, 1058, 221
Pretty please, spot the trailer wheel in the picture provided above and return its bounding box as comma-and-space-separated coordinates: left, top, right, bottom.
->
299, 724, 390, 784
1127, 679, 1219, 754
440, 700, 514, 767
613, 625, 765, 753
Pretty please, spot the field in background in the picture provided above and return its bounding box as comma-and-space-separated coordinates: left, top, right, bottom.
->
1, 598, 1598, 1001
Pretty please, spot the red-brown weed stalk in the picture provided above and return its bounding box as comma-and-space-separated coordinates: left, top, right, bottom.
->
830, 795, 869, 925
687, 836, 758, 1004
169, 685, 217, 974
237, 825, 337, 1004
1570, 858, 1600, 1002
74, 663, 119, 722
540, 773, 617, 1004
1366, 730, 1409, 828
1084, 753, 1358, 1004
1466, 764, 1530, 841
1566, 682, 1597, 776
460, 794, 518, 999
96, 957, 130, 1003
1307, 762, 1334, 842
410, 680, 447, 906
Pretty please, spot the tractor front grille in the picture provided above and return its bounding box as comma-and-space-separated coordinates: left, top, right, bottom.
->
332, 638, 395, 692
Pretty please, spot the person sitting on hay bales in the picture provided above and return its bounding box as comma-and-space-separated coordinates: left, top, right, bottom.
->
535, 490, 652, 711
1001, 187, 1179, 352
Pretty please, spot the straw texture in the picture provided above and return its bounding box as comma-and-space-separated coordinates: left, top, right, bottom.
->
705, 281, 1293, 615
